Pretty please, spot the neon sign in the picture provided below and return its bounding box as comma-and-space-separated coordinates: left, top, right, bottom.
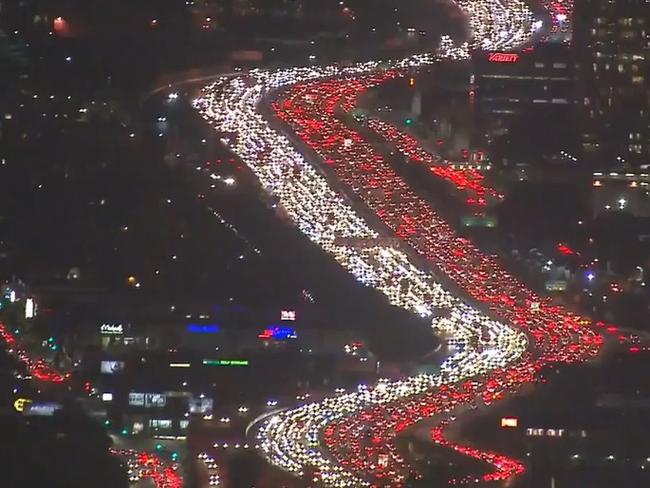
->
258, 326, 297, 340
14, 398, 32, 413
187, 324, 219, 334
488, 52, 520, 63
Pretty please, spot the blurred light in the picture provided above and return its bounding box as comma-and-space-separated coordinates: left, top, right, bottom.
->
25, 298, 35, 319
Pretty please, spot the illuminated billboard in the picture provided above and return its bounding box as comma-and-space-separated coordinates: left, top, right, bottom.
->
128, 392, 145, 406
280, 310, 296, 321
461, 215, 497, 228
545, 280, 567, 292
187, 323, 219, 334
25, 402, 62, 416
128, 392, 167, 407
25, 298, 35, 319
100, 323, 124, 335
100, 360, 125, 374
189, 397, 214, 415
501, 417, 519, 428
149, 419, 172, 429
145, 393, 167, 408
258, 326, 297, 340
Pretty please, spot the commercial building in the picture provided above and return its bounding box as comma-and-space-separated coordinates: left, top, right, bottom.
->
574, 0, 650, 168
472, 45, 574, 118
591, 171, 650, 217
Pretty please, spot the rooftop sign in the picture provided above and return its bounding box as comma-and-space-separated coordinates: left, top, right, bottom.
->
100, 323, 124, 335
488, 52, 519, 63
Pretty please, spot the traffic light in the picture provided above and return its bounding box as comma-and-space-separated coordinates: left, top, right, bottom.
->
47, 337, 54, 343
405, 118, 413, 126
155, 443, 164, 451
171, 451, 179, 461
104, 419, 111, 427
408, 77, 415, 87
121, 428, 129, 435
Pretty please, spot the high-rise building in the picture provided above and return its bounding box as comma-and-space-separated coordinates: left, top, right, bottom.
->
574, 0, 650, 169
473, 46, 574, 118
472, 44, 578, 158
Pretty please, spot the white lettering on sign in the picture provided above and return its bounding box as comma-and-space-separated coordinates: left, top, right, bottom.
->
100, 323, 124, 335
280, 310, 296, 321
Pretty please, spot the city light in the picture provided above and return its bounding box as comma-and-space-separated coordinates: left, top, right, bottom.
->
191, 0, 602, 484
25, 298, 35, 319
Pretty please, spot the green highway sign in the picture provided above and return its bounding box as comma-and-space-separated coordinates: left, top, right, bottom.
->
202, 359, 249, 367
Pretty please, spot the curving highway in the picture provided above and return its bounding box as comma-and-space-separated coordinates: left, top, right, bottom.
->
193, 0, 601, 486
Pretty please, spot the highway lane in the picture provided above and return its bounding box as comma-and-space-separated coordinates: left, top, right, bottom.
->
195, 67, 527, 486
267, 68, 600, 483
192, 0, 601, 486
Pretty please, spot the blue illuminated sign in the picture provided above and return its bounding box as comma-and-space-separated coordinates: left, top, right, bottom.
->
258, 326, 297, 340
187, 324, 220, 334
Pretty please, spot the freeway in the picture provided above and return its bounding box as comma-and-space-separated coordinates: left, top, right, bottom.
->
0, 323, 68, 384
192, 0, 600, 486
112, 449, 183, 488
